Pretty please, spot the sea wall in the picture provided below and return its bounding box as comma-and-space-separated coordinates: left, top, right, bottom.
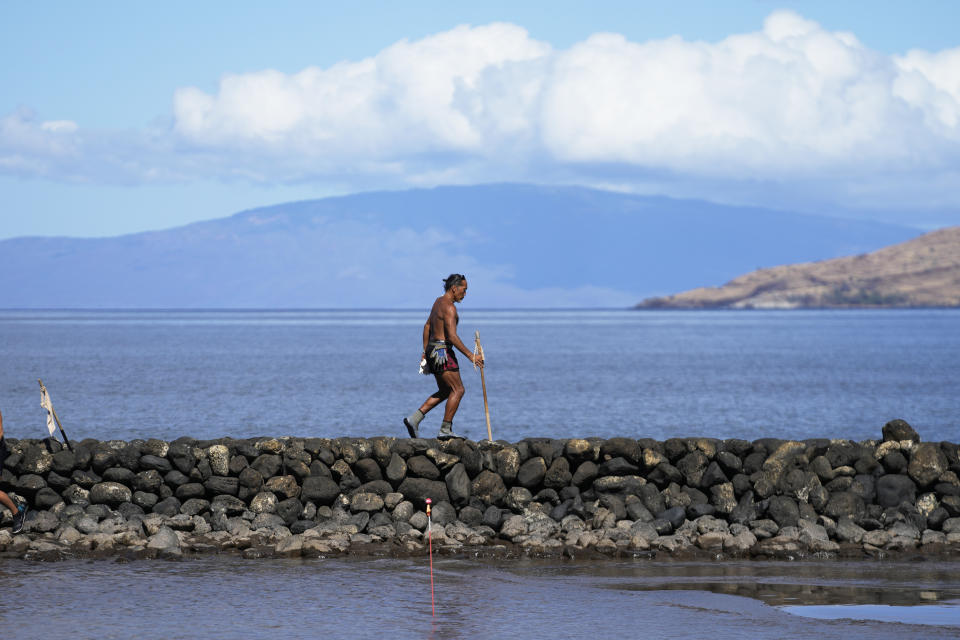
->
3, 419, 960, 560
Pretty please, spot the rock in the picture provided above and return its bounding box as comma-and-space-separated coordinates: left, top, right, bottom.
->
385, 453, 407, 485
204, 476, 240, 497
146, 526, 181, 555
407, 455, 441, 480
206, 445, 230, 476
882, 419, 919, 443
89, 482, 133, 506
676, 451, 708, 486
469, 471, 506, 505
133, 470, 163, 492
251, 492, 278, 514
354, 458, 383, 483
276, 498, 304, 525
907, 443, 948, 488
517, 457, 547, 488
350, 493, 385, 513
275, 534, 303, 557
598, 457, 640, 477
565, 439, 593, 463
264, 475, 299, 500
133, 491, 159, 509
176, 483, 205, 500
139, 455, 172, 473
504, 487, 533, 512
152, 497, 181, 517
167, 443, 196, 474
35, 487, 64, 509
20, 447, 54, 474
399, 477, 451, 509
301, 476, 340, 505
710, 483, 737, 514
881, 451, 908, 474
444, 463, 471, 506
836, 516, 865, 543
877, 474, 917, 508
824, 491, 865, 521
660, 506, 686, 529
430, 501, 457, 526
572, 461, 598, 488
251, 454, 282, 479
544, 457, 572, 489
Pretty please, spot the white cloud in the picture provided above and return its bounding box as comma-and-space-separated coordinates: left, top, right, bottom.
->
2, 11, 960, 210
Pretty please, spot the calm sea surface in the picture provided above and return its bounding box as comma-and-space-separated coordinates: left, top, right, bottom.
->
0, 309, 957, 443
2, 556, 960, 639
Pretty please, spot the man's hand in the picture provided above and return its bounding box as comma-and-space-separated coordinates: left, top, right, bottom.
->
472, 354, 484, 368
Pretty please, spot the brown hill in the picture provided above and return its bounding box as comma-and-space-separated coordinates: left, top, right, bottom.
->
637, 226, 960, 309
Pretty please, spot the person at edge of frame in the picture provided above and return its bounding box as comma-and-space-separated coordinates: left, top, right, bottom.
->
0, 407, 28, 534
403, 273, 483, 440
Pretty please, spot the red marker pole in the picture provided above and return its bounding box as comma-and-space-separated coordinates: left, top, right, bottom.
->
426, 498, 435, 617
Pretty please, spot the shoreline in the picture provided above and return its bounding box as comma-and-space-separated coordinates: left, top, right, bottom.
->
3, 419, 960, 562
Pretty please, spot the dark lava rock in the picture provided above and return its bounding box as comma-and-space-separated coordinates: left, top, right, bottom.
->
140, 455, 172, 473
204, 476, 239, 496
276, 498, 304, 525
469, 470, 506, 505
598, 457, 640, 477
251, 454, 282, 479
544, 457, 572, 489
659, 506, 686, 529
175, 483, 206, 500
71, 469, 101, 489
677, 451, 708, 486
716, 451, 742, 475
686, 502, 716, 519
238, 466, 264, 489
767, 495, 799, 528
165, 470, 190, 488
102, 467, 136, 484
482, 505, 505, 530
52, 450, 76, 475
386, 453, 407, 486
117, 443, 142, 471
407, 456, 441, 480
152, 496, 182, 516
877, 474, 917, 507
168, 443, 197, 474
398, 477, 450, 509
883, 419, 919, 443
444, 463, 471, 506
639, 484, 666, 515
729, 492, 758, 525
301, 476, 340, 505
824, 491, 866, 521
354, 458, 383, 483
35, 487, 64, 509
572, 461, 599, 488
881, 451, 908, 474
907, 443, 948, 488
700, 461, 729, 488
517, 457, 547, 488
133, 491, 159, 509
290, 520, 316, 534
133, 469, 163, 492
431, 501, 457, 526
601, 438, 641, 465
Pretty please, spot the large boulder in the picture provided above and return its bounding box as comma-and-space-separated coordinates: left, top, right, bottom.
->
398, 477, 450, 509
88, 482, 132, 506
517, 457, 547, 489
469, 470, 506, 505
444, 463, 471, 506
907, 443, 947, 488
877, 474, 917, 507
882, 419, 919, 443
301, 476, 340, 505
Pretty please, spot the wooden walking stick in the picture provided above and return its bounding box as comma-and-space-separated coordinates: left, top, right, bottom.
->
473, 331, 493, 442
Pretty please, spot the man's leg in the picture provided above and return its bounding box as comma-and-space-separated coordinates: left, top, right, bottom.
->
0, 489, 25, 534
437, 370, 465, 439
405, 379, 451, 437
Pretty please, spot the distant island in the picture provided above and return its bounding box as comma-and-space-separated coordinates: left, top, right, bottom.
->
637, 226, 960, 309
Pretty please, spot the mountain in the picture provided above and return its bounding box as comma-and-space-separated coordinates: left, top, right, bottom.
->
637, 226, 960, 309
0, 184, 923, 308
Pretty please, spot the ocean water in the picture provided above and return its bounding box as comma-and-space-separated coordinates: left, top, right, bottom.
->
0, 309, 957, 443
3, 556, 959, 639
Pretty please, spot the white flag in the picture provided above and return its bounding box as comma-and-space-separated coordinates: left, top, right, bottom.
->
40, 384, 57, 437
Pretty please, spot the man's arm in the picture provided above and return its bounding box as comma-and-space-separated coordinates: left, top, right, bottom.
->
442, 308, 481, 365
422, 321, 430, 355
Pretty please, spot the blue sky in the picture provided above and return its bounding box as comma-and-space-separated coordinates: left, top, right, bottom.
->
3, 1, 960, 239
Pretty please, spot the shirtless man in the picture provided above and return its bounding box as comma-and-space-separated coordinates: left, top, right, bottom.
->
404, 274, 483, 440
0, 408, 28, 533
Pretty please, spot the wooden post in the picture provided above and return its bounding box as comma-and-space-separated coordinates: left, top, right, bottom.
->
474, 331, 493, 442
